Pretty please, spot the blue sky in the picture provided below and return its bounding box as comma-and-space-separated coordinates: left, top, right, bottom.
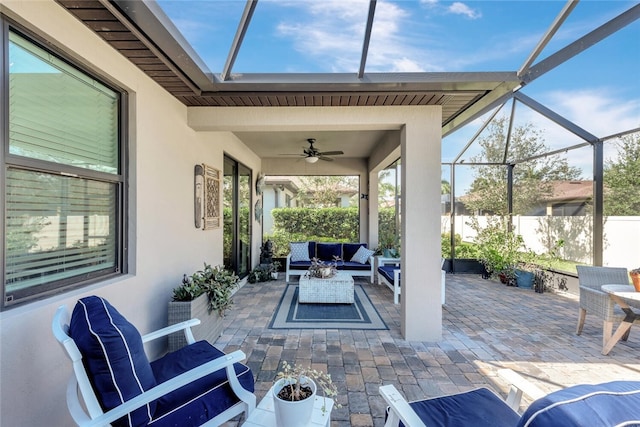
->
157, 0, 639, 189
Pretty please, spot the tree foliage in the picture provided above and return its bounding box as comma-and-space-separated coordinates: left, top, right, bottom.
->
296, 176, 359, 208
604, 132, 640, 216
465, 117, 580, 215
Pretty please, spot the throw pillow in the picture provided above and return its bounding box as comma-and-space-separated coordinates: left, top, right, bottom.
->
343, 243, 367, 261
290, 241, 310, 262
70, 296, 156, 427
351, 246, 375, 264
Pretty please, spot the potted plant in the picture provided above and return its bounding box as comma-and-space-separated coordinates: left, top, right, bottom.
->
307, 256, 339, 279
168, 263, 239, 351
471, 216, 524, 285
248, 261, 281, 283
630, 268, 640, 292
273, 361, 340, 427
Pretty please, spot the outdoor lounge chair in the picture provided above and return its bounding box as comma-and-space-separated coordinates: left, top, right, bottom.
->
380, 368, 640, 427
575, 265, 637, 348
52, 295, 256, 427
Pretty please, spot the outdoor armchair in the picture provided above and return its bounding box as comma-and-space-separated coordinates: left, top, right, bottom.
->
52, 295, 256, 427
380, 368, 640, 427
575, 265, 636, 348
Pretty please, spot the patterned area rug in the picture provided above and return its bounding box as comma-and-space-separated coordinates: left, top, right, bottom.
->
269, 284, 388, 329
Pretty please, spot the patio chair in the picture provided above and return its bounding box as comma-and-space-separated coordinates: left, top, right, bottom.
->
52, 295, 256, 427
575, 265, 636, 347
377, 258, 446, 305
380, 368, 640, 427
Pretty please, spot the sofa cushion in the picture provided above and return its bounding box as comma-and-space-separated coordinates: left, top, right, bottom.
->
151, 341, 255, 426
378, 265, 401, 283
350, 246, 374, 264
317, 243, 342, 261
343, 243, 367, 261
70, 296, 156, 427
308, 241, 317, 259
517, 381, 640, 427
289, 260, 313, 270
405, 388, 519, 427
341, 260, 374, 271
290, 241, 310, 262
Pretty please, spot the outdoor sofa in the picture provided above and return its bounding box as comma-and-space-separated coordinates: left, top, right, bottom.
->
285, 241, 375, 282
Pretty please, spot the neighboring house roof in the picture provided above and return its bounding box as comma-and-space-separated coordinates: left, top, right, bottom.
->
545, 181, 592, 202
457, 180, 593, 205
264, 176, 300, 193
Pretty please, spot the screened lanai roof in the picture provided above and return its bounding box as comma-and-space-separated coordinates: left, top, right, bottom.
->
56, 0, 640, 160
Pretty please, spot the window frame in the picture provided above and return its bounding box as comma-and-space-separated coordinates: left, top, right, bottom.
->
1, 19, 128, 309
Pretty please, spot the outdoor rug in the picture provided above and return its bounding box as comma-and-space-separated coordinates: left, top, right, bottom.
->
269, 284, 388, 330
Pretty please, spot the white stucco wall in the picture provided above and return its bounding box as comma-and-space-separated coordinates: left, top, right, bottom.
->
0, 1, 261, 425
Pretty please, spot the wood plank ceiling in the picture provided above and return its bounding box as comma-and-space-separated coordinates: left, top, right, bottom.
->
55, 0, 493, 126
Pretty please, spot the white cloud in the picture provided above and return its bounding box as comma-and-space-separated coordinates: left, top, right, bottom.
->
448, 2, 481, 20
545, 89, 640, 138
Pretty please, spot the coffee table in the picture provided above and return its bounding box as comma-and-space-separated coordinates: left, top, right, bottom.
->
298, 271, 354, 304
242, 383, 334, 427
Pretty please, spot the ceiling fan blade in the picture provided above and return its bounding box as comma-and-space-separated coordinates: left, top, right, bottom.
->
319, 151, 344, 156
319, 156, 334, 162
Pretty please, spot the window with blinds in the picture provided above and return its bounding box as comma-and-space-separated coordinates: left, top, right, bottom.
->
3, 29, 125, 307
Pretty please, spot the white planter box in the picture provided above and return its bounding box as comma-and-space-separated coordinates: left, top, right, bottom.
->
168, 293, 224, 352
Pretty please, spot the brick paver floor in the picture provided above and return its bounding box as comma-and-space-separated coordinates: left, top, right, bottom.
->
217, 274, 640, 426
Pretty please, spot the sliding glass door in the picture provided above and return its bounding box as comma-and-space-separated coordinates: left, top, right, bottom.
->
223, 156, 251, 278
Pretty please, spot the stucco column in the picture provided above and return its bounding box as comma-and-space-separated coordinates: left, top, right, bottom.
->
401, 108, 442, 341
367, 171, 379, 247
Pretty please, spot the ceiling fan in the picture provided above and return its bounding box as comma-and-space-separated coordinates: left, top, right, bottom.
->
282, 138, 344, 163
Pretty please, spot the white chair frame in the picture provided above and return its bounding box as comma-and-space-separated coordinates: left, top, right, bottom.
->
380, 369, 545, 427
52, 306, 256, 427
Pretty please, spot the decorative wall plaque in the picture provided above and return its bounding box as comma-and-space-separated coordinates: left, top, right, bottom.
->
202, 163, 221, 230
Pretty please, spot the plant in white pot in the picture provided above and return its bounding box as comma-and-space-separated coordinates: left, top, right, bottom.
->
273, 361, 340, 427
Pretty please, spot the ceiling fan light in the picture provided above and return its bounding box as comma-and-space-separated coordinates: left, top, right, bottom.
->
305, 156, 319, 163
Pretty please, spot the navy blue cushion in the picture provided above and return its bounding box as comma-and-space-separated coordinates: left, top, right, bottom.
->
150, 341, 255, 427
517, 381, 640, 427
404, 388, 519, 427
341, 261, 373, 271
343, 243, 367, 261
317, 243, 342, 261
70, 296, 157, 427
378, 265, 401, 283
308, 241, 317, 259
289, 260, 313, 270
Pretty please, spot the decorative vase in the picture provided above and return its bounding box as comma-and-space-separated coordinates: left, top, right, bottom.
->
271, 271, 279, 280
631, 273, 640, 292
273, 377, 317, 427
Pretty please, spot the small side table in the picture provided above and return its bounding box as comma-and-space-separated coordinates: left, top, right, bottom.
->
601, 284, 640, 355
242, 383, 334, 427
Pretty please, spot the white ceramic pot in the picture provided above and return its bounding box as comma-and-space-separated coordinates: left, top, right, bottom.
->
273, 377, 317, 427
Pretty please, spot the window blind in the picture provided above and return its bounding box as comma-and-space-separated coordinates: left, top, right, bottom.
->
8, 32, 119, 174
5, 168, 118, 296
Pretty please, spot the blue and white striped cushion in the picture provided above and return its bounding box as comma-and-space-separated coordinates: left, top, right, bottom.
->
518, 381, 640, 427
70, 296, 157, 427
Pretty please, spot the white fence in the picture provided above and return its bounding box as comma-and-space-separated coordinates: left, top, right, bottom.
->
442, 215, 640, 271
